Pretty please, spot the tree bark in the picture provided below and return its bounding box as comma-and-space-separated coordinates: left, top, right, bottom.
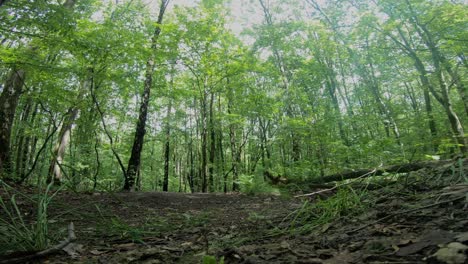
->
208, 92, 216, 192
47, 70, 90, 184
200, 88, 208, 192
124, 0, 170, 191
228, 100, 239, 192
163, 96, 172, 192
47, 106, 79, 184
0, 69, 25, 178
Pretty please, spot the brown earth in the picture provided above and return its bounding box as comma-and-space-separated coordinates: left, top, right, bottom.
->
1, 159, 467, 263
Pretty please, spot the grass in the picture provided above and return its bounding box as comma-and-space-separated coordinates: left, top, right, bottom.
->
94, 208, 210, 243
281, 186, 369, 235
0, 180, 60, 255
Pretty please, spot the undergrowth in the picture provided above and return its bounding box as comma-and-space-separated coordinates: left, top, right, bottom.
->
0, 180, 59, 255
281, 186, 369, 235
238, 174, 280, 195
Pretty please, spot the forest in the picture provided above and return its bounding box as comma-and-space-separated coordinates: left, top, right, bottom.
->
0, 0, 467, 263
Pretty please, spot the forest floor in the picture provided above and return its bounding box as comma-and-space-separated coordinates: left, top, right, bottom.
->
0, 159, 467, 264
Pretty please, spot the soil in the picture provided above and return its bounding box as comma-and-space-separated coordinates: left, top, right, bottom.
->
1, 159, 467, 263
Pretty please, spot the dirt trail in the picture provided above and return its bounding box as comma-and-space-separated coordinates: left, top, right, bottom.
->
1, 160, 467, 263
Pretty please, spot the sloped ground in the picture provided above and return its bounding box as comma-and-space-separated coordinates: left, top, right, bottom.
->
0, 159, 467, 263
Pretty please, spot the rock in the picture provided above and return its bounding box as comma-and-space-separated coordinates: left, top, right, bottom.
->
432, 242, 468, 264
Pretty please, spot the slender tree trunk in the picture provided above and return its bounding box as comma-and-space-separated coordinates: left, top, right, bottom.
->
124, 0, 169, 191
208, 92, 216, 192
217, 93, 225, 192
186, 110, 195, 193
19, 103, 38, 180
258, 0, 300, 161
47, 106, 79, 184
365, 40, 401, 145
403, 0, 468, 117
47, 69, 91, 184
390, 26, 466, 153
14, 97, 33, 178
324, 61, 349, 146
200, 89, 208, 192
439, 54, 468, 117
228, 101, 238, 192
163, 98, 172, 192
93, 132, 101, 191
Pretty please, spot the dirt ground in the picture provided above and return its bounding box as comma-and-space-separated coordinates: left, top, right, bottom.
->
1, 159, 467, 263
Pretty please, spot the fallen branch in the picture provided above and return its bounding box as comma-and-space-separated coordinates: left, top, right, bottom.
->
294, 168, 378, 198
0, 222, 76, 264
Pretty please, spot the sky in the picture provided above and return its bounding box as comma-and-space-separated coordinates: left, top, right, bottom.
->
144, 0, 265, 35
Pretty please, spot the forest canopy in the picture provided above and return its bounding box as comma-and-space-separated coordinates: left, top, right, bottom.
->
0, 0, 467, 192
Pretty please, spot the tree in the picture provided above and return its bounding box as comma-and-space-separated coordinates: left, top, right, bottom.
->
0, 0, 77, 179
124, 0, 170, 191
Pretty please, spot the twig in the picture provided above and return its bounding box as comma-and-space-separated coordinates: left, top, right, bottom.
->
0, 222, 76, 264
294, 168, 377, 198
348, 196, 465, 234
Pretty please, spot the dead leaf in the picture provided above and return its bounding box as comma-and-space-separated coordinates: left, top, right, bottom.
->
89, 249, 107, 255
347, 241, 364, 252
180, 241, 193, 247
396, 230, 455, 256
115, 243, 137, 250
280, 241, 290, 249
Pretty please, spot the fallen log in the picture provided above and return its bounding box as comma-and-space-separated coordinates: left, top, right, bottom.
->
310, 159, 455, 184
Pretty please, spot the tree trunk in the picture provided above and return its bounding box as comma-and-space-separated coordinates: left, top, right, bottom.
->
47, 106, 79, 184
217, 93, 225, 192
258, 0, 300, 161
324, 59, 349, 146
0, 69, 25, 178
422, 87, 438, 151
163, 97, 172, 192
14, 98, 34, 179
187, 111, 195, 193
47, 68, 92, 184
392, 27, 466, 154
124, 0, 169, 191
364, 39, 401, 145
228, 104, 239, 192
208, 92, 216, 192
200, 89, 208, 192
403, 0, 468, 117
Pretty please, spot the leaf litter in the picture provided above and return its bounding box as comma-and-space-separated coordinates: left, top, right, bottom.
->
0, 159, 467, 263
